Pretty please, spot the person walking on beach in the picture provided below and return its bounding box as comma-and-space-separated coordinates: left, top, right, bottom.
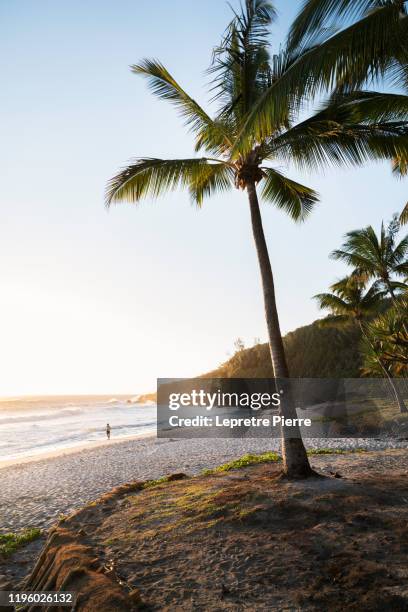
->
106, 423, 111, 440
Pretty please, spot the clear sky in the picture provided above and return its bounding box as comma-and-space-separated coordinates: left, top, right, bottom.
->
1, 0, 406, 396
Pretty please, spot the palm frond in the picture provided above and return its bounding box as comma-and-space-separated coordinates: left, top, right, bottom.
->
389, 278, 408, 291
260, 167, 319, 221
288, 0, 391, 51
393, 155, 408, 177
363, 281, 388, 307
267, 93, 408, 171
232, 0, 277, 48
330, 226, 381, 276
193, 118, 235, 154
313, 292, 351, 314
335, 92, 408, 123
314, 273, 385, 325
132, 60, 232, 154
330, 222, 408, 294
233, 5, 408, 152
105, 157, 230, 206
208, 0, 276, 129
392, 234, 408, 264
400, 203, 408, 225
188, 163, 235, 206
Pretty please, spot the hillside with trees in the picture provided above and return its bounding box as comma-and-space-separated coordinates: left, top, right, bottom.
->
204, 320, 363, 379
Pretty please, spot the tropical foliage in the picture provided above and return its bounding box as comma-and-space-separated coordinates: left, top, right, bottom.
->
315, 217, 408, 412
205, 322, 363, 379
288, 0, 408, 91
362, 299, 408, 377
286, 0, 408, 222
314, 274, 385, 325
107, 0, 408, 475
106, 3, 408, 213
331, 216, 408, 299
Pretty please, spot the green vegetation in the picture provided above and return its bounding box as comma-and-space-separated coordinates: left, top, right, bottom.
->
202, 451, 281, 475
248, 1, 408, 226
142, 474, 188, 489
134, 317, 369, 401
307, 448, 366, 456
314, 275, 386, 328
315, 216, 408, 412
0, 528, 42, 557
206, 320, 363, 379
307, 449, 346, 456
106, 0, 408, 478
331, 218, 408, 304
127, 479, 246, 536
362, 300, 408, 378
142, 477, 169, 489
202, 448, 367, 476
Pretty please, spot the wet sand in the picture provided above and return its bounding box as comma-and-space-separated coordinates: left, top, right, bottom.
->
0, 431, 156, 469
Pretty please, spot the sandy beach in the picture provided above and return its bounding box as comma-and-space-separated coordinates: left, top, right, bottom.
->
1, 435, 407, 533
4, 447, 408, 610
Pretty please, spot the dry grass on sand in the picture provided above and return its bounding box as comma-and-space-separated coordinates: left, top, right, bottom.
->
6, 449, 408, 611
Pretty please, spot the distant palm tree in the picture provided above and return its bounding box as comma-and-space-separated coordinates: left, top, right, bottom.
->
331, 217, 408, 301
315, 275, 407, 412
314, 275, 385, 327
106, 1, 408, 477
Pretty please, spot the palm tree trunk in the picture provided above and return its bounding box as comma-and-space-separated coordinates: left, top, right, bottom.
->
385, 280, 397, 303
246, 181, 314, 478
392, 381, 408, 414
388, 286, 397, 301
358, 321, 407, 414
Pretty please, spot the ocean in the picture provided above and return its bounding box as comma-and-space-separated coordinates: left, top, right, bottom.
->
0, 395, 156, 462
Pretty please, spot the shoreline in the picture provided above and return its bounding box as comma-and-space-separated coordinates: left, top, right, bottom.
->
0, 430, 156, 470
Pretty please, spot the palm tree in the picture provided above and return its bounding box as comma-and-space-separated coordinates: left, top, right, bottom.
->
331, 217, 408, 302
106, 1, 408, 477
314, 274, 385, 327
229, 1, 408, 225
315, 275, 407, 412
